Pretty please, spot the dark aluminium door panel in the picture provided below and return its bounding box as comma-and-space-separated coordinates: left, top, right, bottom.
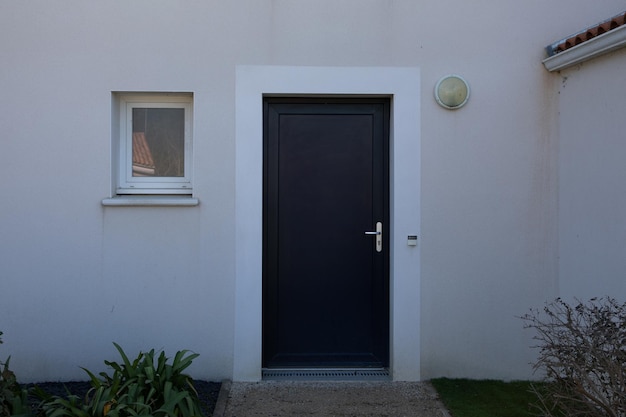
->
263, 98, 389, 368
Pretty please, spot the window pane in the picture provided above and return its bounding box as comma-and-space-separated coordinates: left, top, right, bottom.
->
132, 108, 185, 177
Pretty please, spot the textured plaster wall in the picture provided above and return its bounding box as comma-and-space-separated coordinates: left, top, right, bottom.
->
0, 0, 624, 382
558, 48, 626, 299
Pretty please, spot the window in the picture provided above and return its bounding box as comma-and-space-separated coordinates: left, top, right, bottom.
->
116, 93, 193, 195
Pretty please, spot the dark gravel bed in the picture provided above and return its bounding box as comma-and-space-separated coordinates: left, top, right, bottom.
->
24, 380, 221, 416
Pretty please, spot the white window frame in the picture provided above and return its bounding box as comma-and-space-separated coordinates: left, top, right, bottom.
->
117, 93, 193, 195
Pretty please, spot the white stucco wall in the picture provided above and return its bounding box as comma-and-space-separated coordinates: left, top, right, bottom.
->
558, 48, 626, 299
1, 1, 624, 382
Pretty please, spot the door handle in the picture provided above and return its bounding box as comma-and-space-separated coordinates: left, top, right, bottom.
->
364, 222, 383, 253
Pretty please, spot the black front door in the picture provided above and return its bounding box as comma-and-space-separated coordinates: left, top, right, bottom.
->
263, 98, 389, 368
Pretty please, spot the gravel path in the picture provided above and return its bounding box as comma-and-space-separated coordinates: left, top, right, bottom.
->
219, 381, 450, 417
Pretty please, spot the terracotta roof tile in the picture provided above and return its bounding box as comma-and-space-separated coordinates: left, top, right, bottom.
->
547, 11, 626, 56
132, 132, 156, 176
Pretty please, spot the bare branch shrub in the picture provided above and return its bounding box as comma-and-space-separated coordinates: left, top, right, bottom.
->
521, 297, 626, 417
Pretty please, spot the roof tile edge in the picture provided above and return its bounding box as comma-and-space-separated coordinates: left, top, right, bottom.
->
546, 11, 626, 57
542, 24, 626, 72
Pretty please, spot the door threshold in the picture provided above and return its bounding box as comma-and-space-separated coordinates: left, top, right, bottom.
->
262, 368, 390, 381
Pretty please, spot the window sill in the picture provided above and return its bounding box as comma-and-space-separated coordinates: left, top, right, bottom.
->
101, 196, 199, 207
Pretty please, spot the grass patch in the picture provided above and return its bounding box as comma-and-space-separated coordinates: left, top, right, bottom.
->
430, 378, 542, 417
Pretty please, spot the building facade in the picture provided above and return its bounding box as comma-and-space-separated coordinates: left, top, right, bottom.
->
1, 1, 625, 382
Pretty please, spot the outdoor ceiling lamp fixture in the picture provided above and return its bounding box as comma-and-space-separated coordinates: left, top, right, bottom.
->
434, 74, 470, 110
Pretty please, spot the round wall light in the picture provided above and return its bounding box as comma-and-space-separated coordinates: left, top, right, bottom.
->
434, 74, 470, 110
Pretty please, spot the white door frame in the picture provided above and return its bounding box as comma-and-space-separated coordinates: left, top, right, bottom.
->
234, 66, 421, 381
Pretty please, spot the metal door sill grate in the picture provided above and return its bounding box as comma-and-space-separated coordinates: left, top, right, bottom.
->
262, 368, 390, 381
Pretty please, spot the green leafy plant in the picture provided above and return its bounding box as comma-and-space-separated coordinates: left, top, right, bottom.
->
37, 343, 203, 417
522, 297, 626, 417
0, 331, 32, 417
